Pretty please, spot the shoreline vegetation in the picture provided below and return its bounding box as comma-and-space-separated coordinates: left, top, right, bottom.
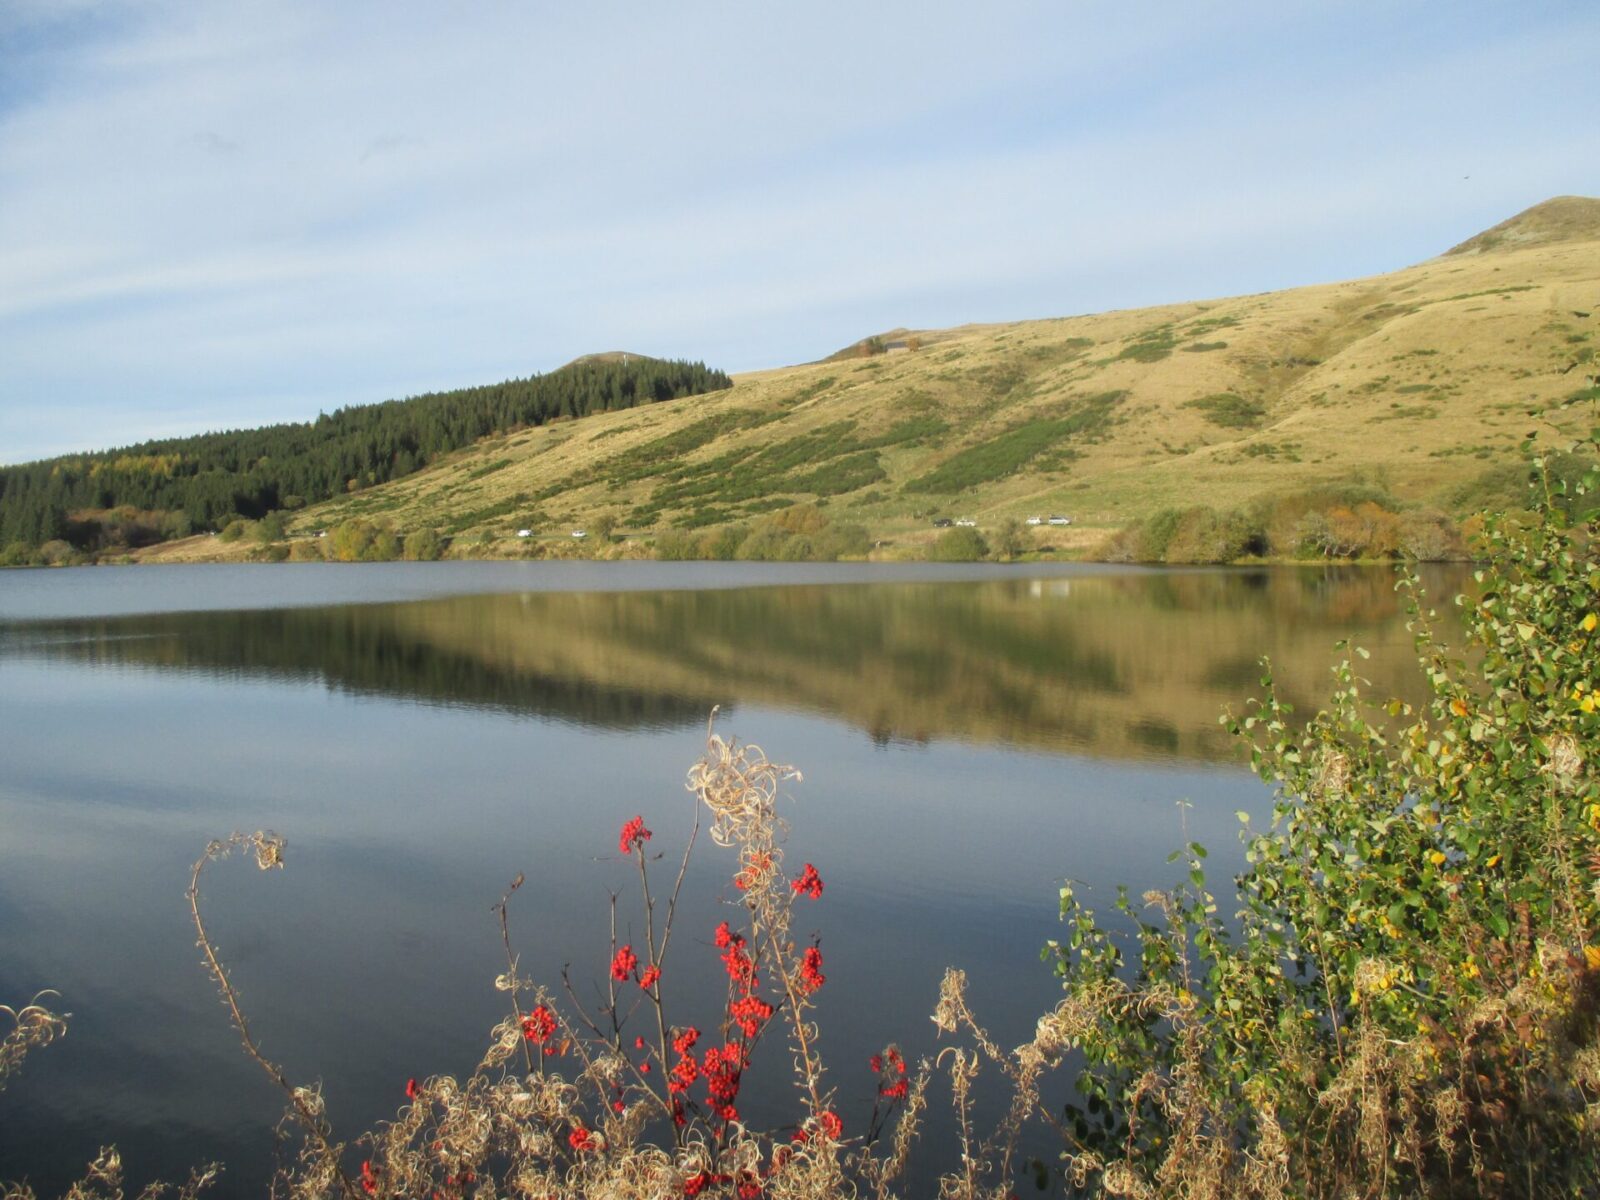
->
0, 488, 1492, 569
4, 420, 1598, 1197
7, 444, 1596, 570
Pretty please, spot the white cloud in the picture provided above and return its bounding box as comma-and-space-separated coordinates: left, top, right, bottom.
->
0, 0, 1597, 461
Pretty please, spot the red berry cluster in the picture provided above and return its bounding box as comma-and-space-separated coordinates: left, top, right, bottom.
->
610, 944, 639, 982
359, 1160, 378, 1194
715, 921, 757, 988
790, 863, 824, 900
792, 1110, 844, 1144
521, 1004, 557, 1045
870, 1045, 909, 1099
568, 1124, 595, 1152
799, 945, 825, 993
728, 992, 775, 1038
618, 815, 652, 856
668, 1025, 701, 1101
701, 1041, 747, 1122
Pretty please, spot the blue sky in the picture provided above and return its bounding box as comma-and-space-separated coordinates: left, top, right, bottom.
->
1, 0, 1596, 463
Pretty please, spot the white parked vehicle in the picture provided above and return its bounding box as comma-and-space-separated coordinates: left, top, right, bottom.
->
516, 529, 532, 538
571, 530, 587, 539
1025, 516, 1043, 526
1048, 515, 1073, 526
955, 518, 977, 527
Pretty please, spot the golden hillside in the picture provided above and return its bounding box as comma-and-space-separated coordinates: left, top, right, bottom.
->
150, 198, 1600, 561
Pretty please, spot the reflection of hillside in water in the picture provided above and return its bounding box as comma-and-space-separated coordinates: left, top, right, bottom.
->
9, 567, 1469, 762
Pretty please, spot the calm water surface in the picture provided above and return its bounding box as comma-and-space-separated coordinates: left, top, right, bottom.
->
0, 562, 1468, 1194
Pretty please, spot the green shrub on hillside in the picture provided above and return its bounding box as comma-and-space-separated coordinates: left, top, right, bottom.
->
1184, 391, 1267, 428
1116, 325, 1178, 363
905, 396, 1123, 495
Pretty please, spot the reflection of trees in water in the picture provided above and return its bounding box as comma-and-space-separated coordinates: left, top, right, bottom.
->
15, 566, 1468, 763
16, 608, 716, 731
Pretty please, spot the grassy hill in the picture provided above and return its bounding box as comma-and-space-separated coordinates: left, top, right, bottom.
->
146, 197, 1600, 562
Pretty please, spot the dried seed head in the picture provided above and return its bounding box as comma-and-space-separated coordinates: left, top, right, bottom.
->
1544, 733, 1584, 793
687, 716, 801, 849
250, 832, 285, 871
1317, 750, 1350, 799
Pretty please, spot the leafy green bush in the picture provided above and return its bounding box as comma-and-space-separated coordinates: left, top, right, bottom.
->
253, 512, 288, 543
329, 518, 400, 562
702, 524, 747, 561
403, 528, 447, 561
732, 525, 788, 561
0, 541, 34, 567
1047, 432, 1600, 1195
651, 529, 699, 560
1161, 506, 1262, 563
927, 527, 989, 562
995, 517, 1030, 561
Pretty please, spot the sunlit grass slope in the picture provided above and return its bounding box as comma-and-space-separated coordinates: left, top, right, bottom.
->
151, 197, 1600, 561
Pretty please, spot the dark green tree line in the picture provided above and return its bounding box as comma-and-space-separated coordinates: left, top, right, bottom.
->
0, 358, 731, 550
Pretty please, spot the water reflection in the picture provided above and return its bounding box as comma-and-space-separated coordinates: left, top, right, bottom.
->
4, 565, 1468, 762
0, 564, 1469, 1196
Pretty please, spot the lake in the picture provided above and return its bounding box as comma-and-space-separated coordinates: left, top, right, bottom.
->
0, 561, 1469, 1195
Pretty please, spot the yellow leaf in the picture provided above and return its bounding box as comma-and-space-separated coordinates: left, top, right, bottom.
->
1428, 850, 1447, 866
1485, 854, 1502, 869
1449, 697, 1469, 717
1586, 946, 1600, 971
1583, 612, 1598, 633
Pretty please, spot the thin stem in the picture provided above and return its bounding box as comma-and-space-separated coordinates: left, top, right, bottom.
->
493, 872, 536, 1076
187, 837, 360, 1200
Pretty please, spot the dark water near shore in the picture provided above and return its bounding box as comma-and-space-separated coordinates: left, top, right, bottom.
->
0, 562, 1468, 1194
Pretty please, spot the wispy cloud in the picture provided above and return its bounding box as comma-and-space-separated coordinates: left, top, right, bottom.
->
1, 0, 1597, 462
191, 130, 239, 155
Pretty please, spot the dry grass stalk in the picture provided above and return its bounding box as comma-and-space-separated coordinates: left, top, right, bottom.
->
0, 993, 68, 1093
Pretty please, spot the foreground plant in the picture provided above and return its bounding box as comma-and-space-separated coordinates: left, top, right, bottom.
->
1044, 424, 1600, 1196
0, 994, 68, 1096
175, 719, 1074, 1200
